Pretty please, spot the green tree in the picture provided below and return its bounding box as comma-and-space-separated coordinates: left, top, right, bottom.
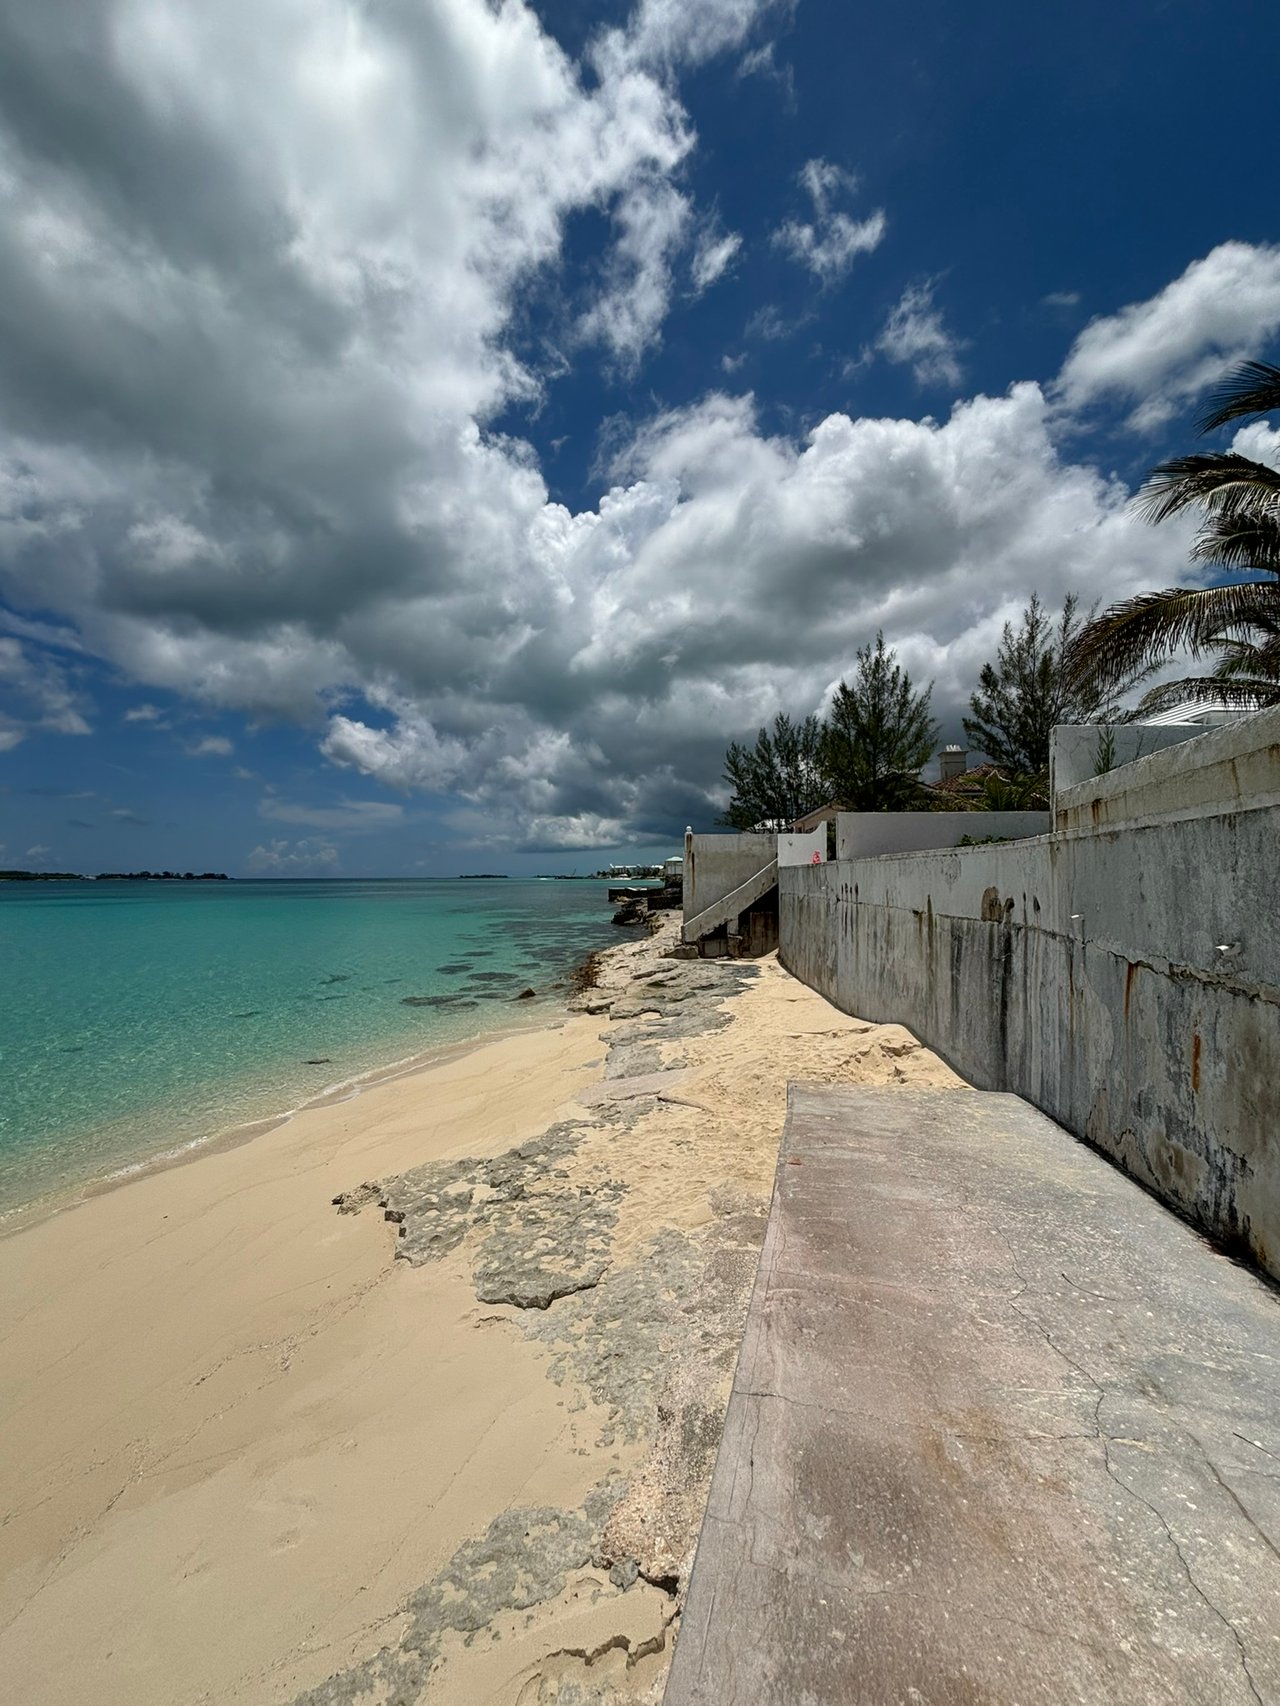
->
1066, 360, 1280, 713
719, 712, 826, 830
963, 593, 1130, 777
820, 633, 937, 810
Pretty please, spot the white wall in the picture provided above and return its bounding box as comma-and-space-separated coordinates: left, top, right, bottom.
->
1049, 723, 1209, 799
683, 831, 776, 925
836, 811, 1048, 861
777, 827, 825, 867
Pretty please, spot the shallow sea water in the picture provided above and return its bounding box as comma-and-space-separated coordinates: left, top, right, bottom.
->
0, 877, 621, 1215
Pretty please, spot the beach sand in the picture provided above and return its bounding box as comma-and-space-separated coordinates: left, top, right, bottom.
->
0, 924, 961, 1706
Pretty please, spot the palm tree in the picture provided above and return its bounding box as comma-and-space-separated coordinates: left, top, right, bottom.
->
1066, 359, 1280, 713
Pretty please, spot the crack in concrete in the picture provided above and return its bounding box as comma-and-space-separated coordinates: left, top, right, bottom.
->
1000, 1235, 1266, 1706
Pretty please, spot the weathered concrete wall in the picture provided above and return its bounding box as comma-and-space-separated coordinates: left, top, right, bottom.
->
1054, 709, 1280, 835
1049, 721, 1213, 798
836, 811, 1048, 861
683, 832, 775, 927
780, 705, 1280, 1279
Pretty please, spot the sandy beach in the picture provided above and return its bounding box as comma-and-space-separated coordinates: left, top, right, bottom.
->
0, 924, 960, 1706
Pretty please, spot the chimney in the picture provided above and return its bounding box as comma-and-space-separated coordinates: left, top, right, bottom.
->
939, 744, 967, 783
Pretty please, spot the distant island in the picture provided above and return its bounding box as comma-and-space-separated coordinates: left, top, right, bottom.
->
0, 870, 230, 882
458, 872, 508, 879
97, 871, 230, 881
0, 870, 85, 882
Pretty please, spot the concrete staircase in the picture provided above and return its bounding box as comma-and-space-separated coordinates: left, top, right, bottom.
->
681, 858, 777, 947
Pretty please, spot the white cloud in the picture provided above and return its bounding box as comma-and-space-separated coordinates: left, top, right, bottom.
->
245, 837, 339, 874
0, 9, 1248, 853
691, 227, 743, 292
258, 796, 404, 832
579, 181, 692, 368
876, 281, 964, 388
1042, 290, 1081, 310
321, 710, 468, 794
1230, 421, 1280, 472
519, 813, 627, 852
187, 734, 233, 757
614, 0, 791, 71
774, 158, 885, 284
0, 637, 91, 736
123, 702, 164, 723
0, 728, 24, 752
1055, 241, 1280, 430
737, 40, 795, 103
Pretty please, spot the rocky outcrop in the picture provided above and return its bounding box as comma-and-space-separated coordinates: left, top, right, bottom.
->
309, 932, 765, 1706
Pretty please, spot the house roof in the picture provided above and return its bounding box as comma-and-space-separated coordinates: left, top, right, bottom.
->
925, 762, 1005, 795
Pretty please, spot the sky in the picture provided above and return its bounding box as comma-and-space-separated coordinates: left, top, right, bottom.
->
2, 0, 1280, 877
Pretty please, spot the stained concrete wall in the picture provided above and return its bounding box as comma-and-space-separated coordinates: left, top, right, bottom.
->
836, 811, 1048, 861
683, 832, 775, 927
779, 704, 1280, 1279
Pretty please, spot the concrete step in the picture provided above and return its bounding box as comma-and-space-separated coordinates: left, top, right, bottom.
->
664, 1084, 1280, 1706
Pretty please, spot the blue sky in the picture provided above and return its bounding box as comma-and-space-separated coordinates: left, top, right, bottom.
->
2, 0, 1279, 876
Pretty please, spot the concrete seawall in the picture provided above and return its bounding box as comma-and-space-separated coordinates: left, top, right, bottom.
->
779, 707, 1280, 1280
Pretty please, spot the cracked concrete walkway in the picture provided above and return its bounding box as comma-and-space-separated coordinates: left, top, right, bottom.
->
664, 1085, 1280, 1705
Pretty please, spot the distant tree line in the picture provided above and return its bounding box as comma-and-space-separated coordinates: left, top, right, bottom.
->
719, 599, 1129, 827
0, 870, 230, 882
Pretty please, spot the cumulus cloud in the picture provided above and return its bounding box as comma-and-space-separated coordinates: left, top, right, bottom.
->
246, 837, 340, 874
1055, 241, 1280, 430
187, 734, 233, 757
0, 2, 1247, 852
321, 710, 468, 794
876, 281, 964, 388
773, 158, 886, 284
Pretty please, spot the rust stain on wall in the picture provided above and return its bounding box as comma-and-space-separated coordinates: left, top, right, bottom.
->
1191, 1031, 1201, 1093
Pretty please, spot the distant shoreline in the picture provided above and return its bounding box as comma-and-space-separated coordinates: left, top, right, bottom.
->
0, 869, 229, 882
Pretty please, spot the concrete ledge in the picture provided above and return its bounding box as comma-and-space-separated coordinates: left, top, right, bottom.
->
1055, 702, 1280, 836
664, 1085, 1280, 1705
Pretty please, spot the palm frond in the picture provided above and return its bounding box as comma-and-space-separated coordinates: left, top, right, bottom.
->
1136, 675, 1280, 715
1212, 634, 1280, 678
1187, 513, 1280, 574
1196, 360, 1280, 435
1063, 581, 1280, 693
1134, 453, 1280, 524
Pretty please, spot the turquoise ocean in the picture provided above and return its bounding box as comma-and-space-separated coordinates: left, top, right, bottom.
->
0, 878, 622, 1217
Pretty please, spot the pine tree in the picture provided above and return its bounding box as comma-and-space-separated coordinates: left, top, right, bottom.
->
719, 712, 826, 829
820, 633, 937, 810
